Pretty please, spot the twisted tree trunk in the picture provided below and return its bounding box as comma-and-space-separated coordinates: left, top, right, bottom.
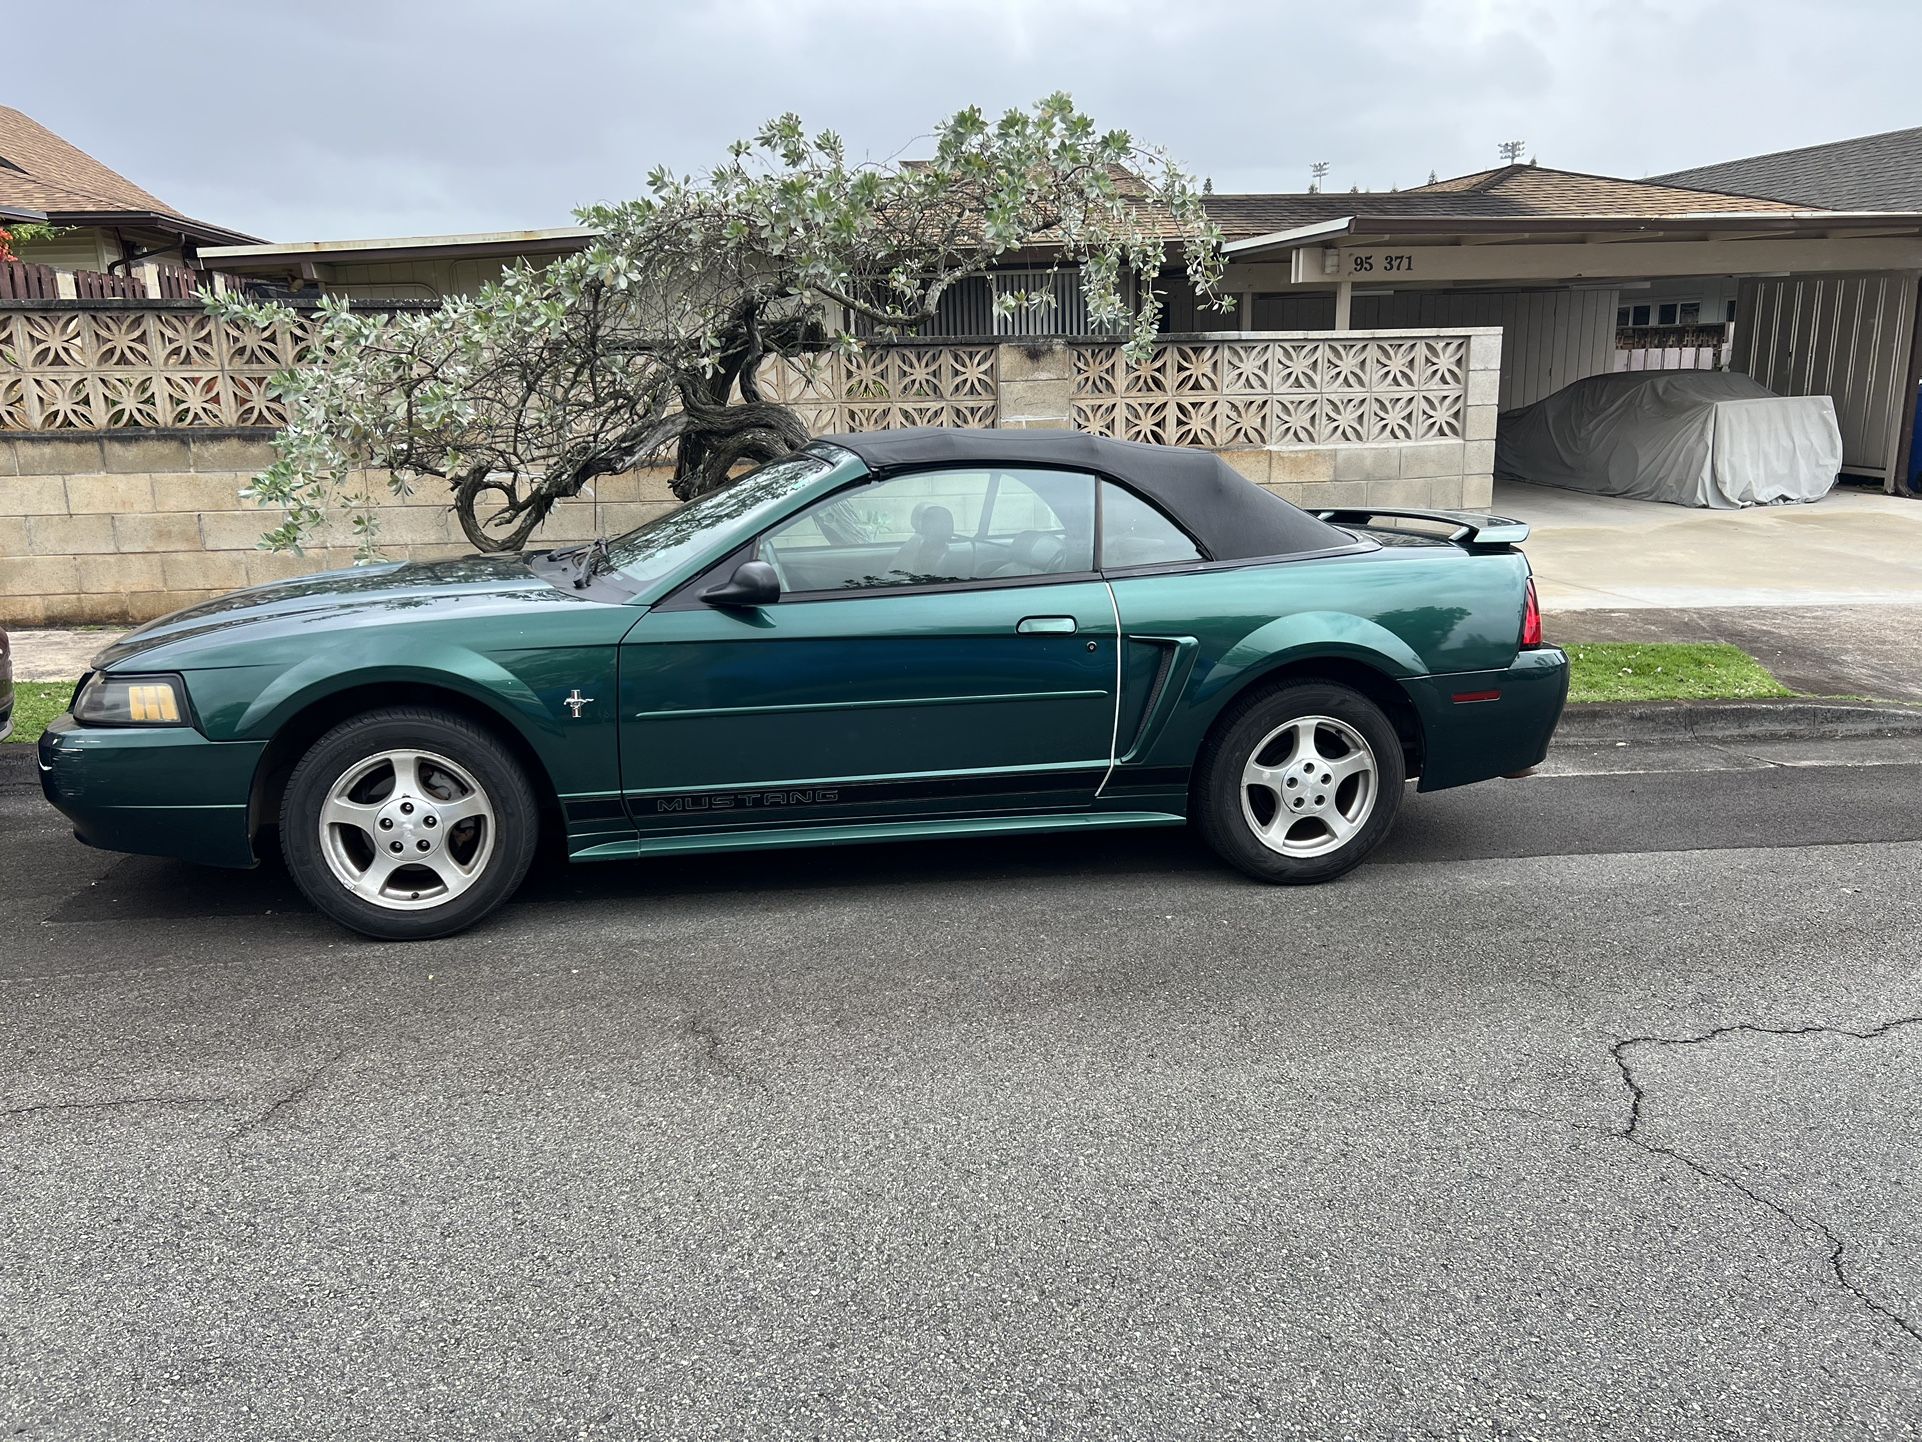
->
447, 298, 816, 549
670, 396, 810, 502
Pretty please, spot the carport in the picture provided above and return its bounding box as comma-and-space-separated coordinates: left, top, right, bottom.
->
1200, 167, 1922, 495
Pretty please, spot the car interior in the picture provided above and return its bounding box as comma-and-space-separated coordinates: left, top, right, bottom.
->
758, 467, 1201, 592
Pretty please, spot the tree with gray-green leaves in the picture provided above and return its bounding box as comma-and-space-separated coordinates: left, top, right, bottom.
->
210, 93, 1228, 557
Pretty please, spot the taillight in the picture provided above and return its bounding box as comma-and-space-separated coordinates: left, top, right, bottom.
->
1521, 576, 1543, 648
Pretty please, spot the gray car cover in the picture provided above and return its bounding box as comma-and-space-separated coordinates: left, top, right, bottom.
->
1494, 371, 1842, 508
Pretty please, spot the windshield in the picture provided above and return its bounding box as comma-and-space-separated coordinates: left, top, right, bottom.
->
598, 451, 834, 590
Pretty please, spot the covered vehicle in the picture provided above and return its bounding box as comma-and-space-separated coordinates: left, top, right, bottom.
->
1495, 370, 1842, 508
39, 429, 1567, 940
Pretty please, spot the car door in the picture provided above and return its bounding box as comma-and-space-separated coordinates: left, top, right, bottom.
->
618, 464, 1118, 836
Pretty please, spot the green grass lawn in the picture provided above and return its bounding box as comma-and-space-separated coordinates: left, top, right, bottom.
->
3, 681, 75, 745
1565, 642, 1793, 705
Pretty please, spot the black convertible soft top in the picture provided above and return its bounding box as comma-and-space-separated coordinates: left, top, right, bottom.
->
811, 427, 1355, 562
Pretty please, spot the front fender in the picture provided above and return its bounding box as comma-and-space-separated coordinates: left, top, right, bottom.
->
230, 645, 549, 740
179, 633, 625, 812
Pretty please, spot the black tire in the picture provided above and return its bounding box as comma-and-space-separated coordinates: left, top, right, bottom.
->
1195, 681, 1406, 885
280, 706, 540, 940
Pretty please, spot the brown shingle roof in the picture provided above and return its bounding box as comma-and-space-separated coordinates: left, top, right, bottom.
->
1400, 164, 1805, 214
1202, 164, 1806, 238
0, 105, 258, 242
0, 105, 183, 216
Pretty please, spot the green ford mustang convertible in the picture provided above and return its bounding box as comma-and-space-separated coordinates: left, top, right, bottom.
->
39, 428, 1567, 939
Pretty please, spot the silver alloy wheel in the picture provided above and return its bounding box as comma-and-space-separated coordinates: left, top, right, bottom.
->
317, 748, 496, 911
1239, 714, 1379, 858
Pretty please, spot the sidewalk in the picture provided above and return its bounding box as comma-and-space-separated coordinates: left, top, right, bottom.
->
1547, 604, 1922, 703
6, 629, 103, 681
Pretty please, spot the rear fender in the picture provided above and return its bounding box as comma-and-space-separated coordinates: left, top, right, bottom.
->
1126, 613, 1427, 772
1202, 612, 1427, 709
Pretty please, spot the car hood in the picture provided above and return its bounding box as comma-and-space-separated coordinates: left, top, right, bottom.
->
93, 552, 596, 670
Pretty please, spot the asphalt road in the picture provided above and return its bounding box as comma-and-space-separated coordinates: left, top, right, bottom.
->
3, 741, 1921, 1441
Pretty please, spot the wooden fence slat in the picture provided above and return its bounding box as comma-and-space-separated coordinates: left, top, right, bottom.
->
0, 259, 58, 299
68, 267, 148, 300
155, 265, 199, 299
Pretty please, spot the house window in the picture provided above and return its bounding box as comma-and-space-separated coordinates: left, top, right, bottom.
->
1618, 301, 1709, 330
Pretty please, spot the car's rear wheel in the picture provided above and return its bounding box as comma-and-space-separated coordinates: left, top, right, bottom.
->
1196, 681, 1405, 884
281, 707, 539, 940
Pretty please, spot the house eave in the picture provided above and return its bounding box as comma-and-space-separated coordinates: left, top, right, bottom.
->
39, 209, 264, 248
198, 226, 598, 274
1220, 209, 1922, 257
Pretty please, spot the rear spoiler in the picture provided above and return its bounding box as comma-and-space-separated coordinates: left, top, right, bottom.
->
1314, 507, 1529, 549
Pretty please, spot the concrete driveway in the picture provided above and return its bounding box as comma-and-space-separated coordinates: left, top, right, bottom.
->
4, 736, 1922, 1440
1495, 480, 1922, 701
1496, 480, 1922, 611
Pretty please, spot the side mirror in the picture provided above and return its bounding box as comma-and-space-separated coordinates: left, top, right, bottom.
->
702, 559, 780, 608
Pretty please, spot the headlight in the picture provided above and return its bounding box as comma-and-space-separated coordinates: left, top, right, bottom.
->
71, 673, 192, 727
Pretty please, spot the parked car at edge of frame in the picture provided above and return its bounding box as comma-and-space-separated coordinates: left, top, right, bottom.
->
37, 429, 1568, 940
0, 626, 12, 743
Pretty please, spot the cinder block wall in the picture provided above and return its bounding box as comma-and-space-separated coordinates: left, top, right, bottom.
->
0, 433, 676, 626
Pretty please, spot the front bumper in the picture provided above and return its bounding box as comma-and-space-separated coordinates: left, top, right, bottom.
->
37, 715, 264, 868
1405, 647, 1570, 792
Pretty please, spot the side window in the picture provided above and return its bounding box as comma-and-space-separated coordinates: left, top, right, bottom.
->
759, 468, 1096, 593
1100, 482, 1204, 569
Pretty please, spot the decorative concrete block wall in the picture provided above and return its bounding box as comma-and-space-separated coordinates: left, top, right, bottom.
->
1, 304, 1501, 625
1012, 331, 1500, 512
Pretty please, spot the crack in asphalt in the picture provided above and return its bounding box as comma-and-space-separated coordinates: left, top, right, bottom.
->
1607, 1018, 1922, 1346
0, 1095, 226, 1120
225, 1046, 349, 1150
681, 1013, 761, 1088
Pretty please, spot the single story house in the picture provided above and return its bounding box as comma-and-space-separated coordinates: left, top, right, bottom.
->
935, 164, 1917, 496
0, 106, 257, 287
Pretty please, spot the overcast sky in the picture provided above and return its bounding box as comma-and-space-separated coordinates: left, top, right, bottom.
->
9, 0, 1918, 242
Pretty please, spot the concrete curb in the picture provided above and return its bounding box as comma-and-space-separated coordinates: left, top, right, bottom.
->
1556, 699, 1922, 744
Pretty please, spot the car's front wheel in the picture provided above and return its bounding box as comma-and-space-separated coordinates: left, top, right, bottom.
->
1196, 681, 1406, 884
281, 707, 539, 940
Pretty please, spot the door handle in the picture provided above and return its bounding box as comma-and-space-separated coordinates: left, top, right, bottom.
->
1017, 616, 1078, 635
